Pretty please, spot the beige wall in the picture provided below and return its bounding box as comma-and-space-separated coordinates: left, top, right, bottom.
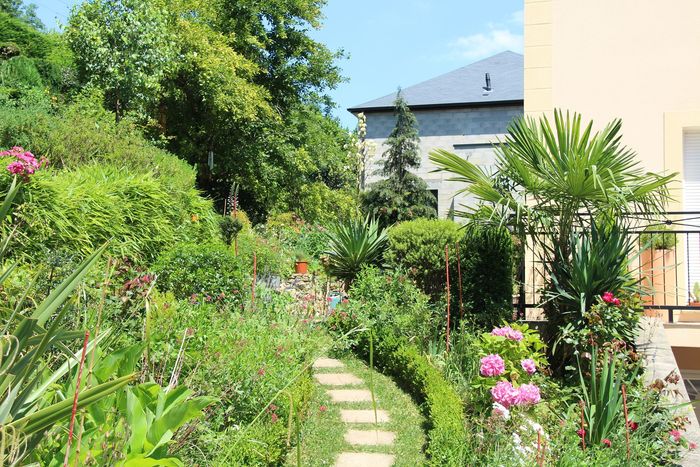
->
524, 0, 700, 185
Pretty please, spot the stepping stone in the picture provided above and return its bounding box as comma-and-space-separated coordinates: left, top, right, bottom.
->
344, 429, 396, 446
327, 389, 373, 402
335, 452, 395, 467
340, 409, 390, 424
314, 373, 363, 386
313, 357, 344, 369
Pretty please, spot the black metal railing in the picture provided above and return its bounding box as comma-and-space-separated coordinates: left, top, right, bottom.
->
514, 212, 700, 323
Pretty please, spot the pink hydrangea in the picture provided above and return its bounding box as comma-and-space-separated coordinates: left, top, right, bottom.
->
480, 354, 505, 377
521, 358, 537, 375
491, 326, 524, 341
491, 380, 519, 408
515, 383, 541, 405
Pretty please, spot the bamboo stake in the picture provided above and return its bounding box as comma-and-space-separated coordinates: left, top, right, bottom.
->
64, 331, 90, 467
455, 242, 463, 321
622, 384, 631, 460
445, 245, 451, 353
579, 400, 586, 451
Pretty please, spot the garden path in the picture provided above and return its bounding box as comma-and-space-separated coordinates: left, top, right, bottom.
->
312, 357, 396, 467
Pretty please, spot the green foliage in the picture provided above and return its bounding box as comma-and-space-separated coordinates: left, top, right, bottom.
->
219, 215, 243, 246
2, 163, 217, 263
148, 291, 325, 464
324, 216, 387, 286
385, 218, 463, 298
152, 243, 244, 301
0, 1, 42, 30
0, 11, 48, 57
67, 0, 175, 119
639, 225, 677, 250
363, 91, 436, 227
577, 348, 636, 446
237, 228, 293, 278
459, 225, 515, 329
330, 267, 438, 348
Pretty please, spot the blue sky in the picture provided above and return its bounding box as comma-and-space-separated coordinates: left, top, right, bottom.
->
34, 0, 524, 128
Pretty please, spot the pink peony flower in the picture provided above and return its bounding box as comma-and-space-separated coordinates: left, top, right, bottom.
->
670, 429, 682, 443
491, 326, 524, 341
515, 383, 541, 405
521, 358, 537, 375
490, 381, 519, 408
480, 354, 505, 377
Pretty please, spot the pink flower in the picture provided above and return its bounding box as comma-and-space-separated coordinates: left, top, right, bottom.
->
612, 297, 621, 306
491, 326, 524, 341
6, 161, 23, 174
515, 383, 541, 405
577, 428, 586, 438
602, 292, 615, 303
627, 421, 638, 431
521, 358, 537, 375
318, 405, 327, 412
602, 438, 611, 447
670, 429, 682, 443
690, 441, 697, 450
491, 381, 519, 408
480, 354, 505, 377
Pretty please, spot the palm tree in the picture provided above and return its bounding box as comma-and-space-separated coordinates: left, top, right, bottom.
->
430, 110, 675, 258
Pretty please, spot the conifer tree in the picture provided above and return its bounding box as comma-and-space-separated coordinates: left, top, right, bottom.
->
362, 90, 437, 226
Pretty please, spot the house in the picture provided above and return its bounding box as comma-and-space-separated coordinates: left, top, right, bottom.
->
348, 51, 523, 217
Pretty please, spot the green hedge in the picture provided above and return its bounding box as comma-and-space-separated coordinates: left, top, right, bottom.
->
385, 218, 464, 298
458, 225, 515, 328
351, 328, 466, 466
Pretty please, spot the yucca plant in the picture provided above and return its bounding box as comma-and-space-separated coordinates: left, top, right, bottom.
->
0, 176, 136, 464
323, 216, 387, 288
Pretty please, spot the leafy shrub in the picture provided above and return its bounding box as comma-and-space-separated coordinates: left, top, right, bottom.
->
459, 225, 515, 328
237, 228, 292, 278
0, 12, 50, 58
639, 225, 677, 250
385, 218, 464, 298
153, 243, 244, 301
332, 267, 437, 348
2, 163, 218, 263
219, 214, 243, 246
260, 211, 329, 259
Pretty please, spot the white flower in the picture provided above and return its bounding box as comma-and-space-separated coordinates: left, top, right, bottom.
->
492, 402, 510, 420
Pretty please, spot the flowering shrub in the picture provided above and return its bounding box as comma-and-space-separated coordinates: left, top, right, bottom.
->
1, 146, 45, 179
470, 322, 547, 412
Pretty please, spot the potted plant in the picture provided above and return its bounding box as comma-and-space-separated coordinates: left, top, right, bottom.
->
640, 225, 677, 318
294, 251, 310, 275
690, 283, 700, 307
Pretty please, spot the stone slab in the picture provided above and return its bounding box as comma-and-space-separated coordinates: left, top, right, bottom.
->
335, 452, 395, 467
340, 409, 390, 424
344, 429, 396, 446
327, 389, 373, 403
313, 357, 345, 369
314, 373, 363, 386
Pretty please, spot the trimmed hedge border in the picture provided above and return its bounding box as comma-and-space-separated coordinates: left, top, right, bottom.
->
352, 328, 467, 466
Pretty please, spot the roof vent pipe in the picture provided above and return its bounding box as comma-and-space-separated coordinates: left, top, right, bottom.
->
482, 72, 492, 95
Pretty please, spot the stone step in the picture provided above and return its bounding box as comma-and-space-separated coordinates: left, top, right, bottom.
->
313, 357, 345, 369
327, 389, 373, 403
344, 429, 396, 446
335, 452, 395, 467
314, 373, 363, 386
340, 409, 390, 424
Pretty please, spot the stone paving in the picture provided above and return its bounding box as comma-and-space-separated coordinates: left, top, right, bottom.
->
313, 357, 396, 467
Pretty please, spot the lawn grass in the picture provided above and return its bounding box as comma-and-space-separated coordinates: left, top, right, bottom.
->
286, 353, 427, 466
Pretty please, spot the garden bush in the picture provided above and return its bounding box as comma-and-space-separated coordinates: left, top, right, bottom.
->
385, 218, 464, 298
152, 243, 244, 301
458, 224, 515, 328
1, 162, 217, 263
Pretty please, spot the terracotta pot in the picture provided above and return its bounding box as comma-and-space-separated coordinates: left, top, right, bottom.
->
680, 302, 700, 322
640, 248, 675, 321
294, 261, 309, 275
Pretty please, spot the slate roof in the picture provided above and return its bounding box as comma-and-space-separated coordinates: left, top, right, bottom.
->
348, 51, 523, 113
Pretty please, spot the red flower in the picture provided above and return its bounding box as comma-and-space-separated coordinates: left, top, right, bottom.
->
576, 428, 586, 438
602, 438, 612, 447
612, 297, 621, 306
602, 292, 615, 303
257, 367, 266, 376
319, 405, 327, 412
627, 421, 638, 431
271, 413, 279, 423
